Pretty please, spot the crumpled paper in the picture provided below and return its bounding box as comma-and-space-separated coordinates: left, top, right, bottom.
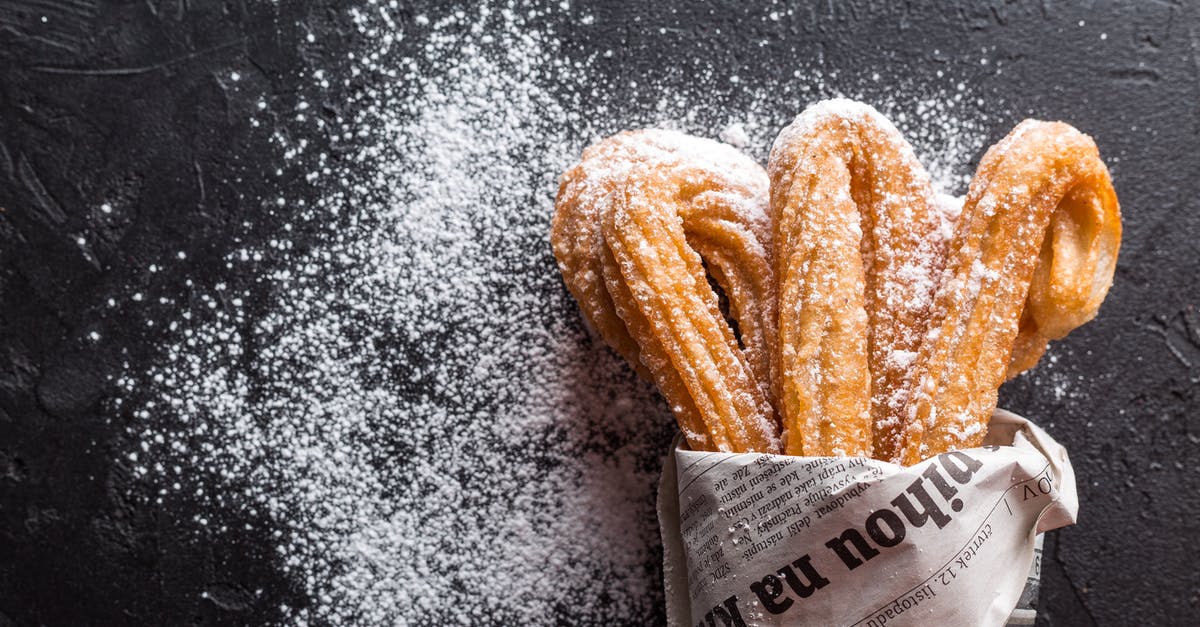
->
658, 410, 1076, 627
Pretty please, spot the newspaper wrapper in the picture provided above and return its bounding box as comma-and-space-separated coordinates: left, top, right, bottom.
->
658, 410, 1076, 627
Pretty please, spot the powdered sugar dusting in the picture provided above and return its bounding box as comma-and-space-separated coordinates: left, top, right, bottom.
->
120, 5, 672, 624
117, 3, 996, 623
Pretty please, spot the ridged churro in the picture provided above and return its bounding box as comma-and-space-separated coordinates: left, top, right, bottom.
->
553, 133, 669, 379
768, 100, 945, 459
899, 120, 1121, 465
552, 130, 780, 453
552, 102, 1121, 467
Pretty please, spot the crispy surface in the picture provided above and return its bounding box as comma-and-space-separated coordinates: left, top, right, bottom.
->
553, 133, 667, 379
552, 130, 780, 453
768, 101, 945, 459
899, 120, 1121, 464
603, 162, 779, 453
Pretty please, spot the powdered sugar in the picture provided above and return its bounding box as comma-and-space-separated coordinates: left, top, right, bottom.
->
117, 3, 994, 624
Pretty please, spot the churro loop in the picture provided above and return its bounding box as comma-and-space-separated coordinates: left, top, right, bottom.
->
553, 130, 780, 453
900, 120, 1121, 465
768, 100, 945, 459
603, 162, 779, 453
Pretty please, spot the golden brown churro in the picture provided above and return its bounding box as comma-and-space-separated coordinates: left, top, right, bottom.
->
768, 100, 945, 459
552, 130, 780, 453
553, 102, 1120, 466
899, 120, 1121, 465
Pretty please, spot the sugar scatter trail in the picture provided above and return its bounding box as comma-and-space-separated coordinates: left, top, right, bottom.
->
118, 2, 993, 624
120, 5, 674, 624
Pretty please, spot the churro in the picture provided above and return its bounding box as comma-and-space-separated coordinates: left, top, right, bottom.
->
553, 132, 668, 379
767, 100, 945, 459
899, 120, 1121, 465
1006, 307, 1050, 380
553, 102, 1120, 467
552, 130, 780, 453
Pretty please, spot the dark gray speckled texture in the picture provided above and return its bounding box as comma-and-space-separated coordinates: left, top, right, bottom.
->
1, 1, 1198, 625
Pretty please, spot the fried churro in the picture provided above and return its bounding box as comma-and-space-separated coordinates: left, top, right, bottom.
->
553, 130, 780, 453
899, 120, 1121, 465
552, 102, 1120, 467
768, 100, 945, 459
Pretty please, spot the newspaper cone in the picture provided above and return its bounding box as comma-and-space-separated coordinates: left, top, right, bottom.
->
659, 410, 1076, 627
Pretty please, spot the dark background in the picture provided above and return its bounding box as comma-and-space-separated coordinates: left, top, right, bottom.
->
1, 1, 1197, 625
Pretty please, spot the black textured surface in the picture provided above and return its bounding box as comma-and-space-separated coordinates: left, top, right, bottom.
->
1, 1, 1198, 625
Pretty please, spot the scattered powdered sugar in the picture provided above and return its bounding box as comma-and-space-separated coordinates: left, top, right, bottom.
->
121, 5, 675, 624
116, 2, 998, 624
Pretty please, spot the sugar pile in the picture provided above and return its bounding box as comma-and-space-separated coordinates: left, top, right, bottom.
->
119, 2, 992, 624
